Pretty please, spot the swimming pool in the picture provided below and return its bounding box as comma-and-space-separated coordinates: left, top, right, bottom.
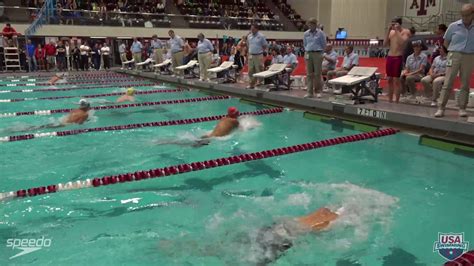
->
1, 72, 472, 265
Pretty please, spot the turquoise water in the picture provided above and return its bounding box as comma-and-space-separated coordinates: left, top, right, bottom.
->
0, 74, 473, 265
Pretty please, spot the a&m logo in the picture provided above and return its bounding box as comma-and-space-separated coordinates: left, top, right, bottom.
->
433, 232, 469, 261
404, 0, 442, 17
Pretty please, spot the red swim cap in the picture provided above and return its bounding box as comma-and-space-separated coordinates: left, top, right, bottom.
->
227, 107, 239, 118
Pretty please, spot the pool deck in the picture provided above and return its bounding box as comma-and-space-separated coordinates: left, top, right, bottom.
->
116, 69, 474, 145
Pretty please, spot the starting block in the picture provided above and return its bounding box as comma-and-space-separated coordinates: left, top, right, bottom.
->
328, 67, 381, 104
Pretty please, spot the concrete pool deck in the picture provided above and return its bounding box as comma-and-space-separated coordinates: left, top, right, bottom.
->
117, 69, 474, 145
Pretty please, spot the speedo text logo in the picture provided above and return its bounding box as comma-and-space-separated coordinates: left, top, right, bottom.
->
6, 236, 52, 259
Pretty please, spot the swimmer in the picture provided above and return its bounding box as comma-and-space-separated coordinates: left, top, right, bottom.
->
255, 207, 339, 265
15, 99, 92, 132
48, 72, 66, 85
202, 106, 240, 138
154, 107, 240, 147
116, 87, 136, 103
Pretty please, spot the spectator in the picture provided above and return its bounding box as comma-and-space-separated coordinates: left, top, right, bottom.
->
80, 41, 91, 71
65, 41, 72, 70
131, 37, 143, 68
197, 33, 214, 81
431, 24, 448, 63
2, 23, 19, 46
72, 44, 81, 71
321, 43, 338, 75
421, 45, 448, 106
101, 42, 111, 70
283, 46, 298, 70
91, 43, 101, 70
44, 40, 57, 71
151, 34, 164, 64
400, 40, 428, 101
271, 49, 283, 64
403, 27, 428, 64
56, 40, 67, 71
26, 39, 36, 72
303, 18, 326, 98
247, 24, 268, 89
235, 35, 247, 73
435, 3, 474, 118
168, 30, 185, 75
119, 40, 128, 68
183, 40, 194, 65
35, 44, 46, 71
327, 45, 359, 94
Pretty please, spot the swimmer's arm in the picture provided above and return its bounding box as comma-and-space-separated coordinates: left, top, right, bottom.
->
383, 28, 394, 47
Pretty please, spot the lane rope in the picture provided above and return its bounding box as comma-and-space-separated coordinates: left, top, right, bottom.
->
0, 108, 283, 142
0, 72, 127, 80
0, 73, 128, 82
0, 78, 145, 88
0, 73, 127, 82
0, 82, 160, 94
0, 95, 231, 117
1, 88, 185, 102
0, 128, 399, 201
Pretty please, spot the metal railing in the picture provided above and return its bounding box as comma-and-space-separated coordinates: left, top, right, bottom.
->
0, 5, 285, 31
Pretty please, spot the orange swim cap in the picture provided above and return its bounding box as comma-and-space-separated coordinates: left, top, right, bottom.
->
227, 107, 239, 118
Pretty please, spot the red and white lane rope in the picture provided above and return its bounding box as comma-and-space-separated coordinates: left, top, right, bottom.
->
2, 89, 185, 102
0, 72, 127, 80
0, 95, 230, 117
0, 82, 160, 94
0, 73, 128, 82
2, 74, 129, 83
1, 108, 283, 142
0, 78, 144, 88
0, 128, 399, 200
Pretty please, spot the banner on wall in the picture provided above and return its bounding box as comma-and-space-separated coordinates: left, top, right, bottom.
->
404, 0, 443, 17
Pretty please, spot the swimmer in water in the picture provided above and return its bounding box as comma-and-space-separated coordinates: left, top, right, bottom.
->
154, 107, 240, 147
48, 72, 66, 85
202, 106, 240, 138
116, 87, 136, 103
15, 99, 92, 132
255, 207, 339, 265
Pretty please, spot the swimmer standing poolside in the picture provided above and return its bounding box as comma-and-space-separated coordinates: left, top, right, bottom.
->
117, 87, 136, 103
48, 73, 66, 85
384, 17, 412, 103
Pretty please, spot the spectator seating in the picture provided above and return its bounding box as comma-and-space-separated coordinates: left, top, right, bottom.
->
272, 0, 306, 31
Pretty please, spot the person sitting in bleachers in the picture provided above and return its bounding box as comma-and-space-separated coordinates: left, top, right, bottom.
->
400, 40, 428, 102
327, 45, 359, 94
421, 45, 448, 106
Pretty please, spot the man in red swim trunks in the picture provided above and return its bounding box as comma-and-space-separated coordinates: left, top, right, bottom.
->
384, 17, 412, 103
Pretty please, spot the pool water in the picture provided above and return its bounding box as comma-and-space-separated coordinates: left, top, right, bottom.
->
0, 73, 472, 265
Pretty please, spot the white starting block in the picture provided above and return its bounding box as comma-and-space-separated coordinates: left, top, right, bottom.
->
153, 59, 172, 75
175, 60, 199, 78
121, 58, 135, 69
328, 67, 381, 104
136, 58, 155, 70
253, 63, 294, 91
207, 61, 238, 83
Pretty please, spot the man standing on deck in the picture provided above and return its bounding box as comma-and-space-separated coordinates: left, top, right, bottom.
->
435, 3, 474, 118
303, 18, 326, 98
246, 24, 268, 89
384, 17, 412, 103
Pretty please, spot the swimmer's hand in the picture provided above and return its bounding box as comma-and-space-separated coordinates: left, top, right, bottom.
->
192, 139, 210, 147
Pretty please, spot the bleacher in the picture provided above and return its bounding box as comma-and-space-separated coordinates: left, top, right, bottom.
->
272, 0, 306, 31
175, 0, 283, 31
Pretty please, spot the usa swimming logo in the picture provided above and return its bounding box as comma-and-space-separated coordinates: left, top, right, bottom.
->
433, 232, 469, 261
